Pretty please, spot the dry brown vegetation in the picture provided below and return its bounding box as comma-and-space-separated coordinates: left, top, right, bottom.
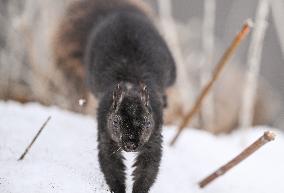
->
0, 0, 283, 134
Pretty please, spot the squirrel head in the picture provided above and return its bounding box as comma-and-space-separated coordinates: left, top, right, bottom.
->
107, 82, 155, 152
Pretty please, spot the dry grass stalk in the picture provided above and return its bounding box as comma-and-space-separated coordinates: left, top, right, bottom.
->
239, 0, 270, 129
199, 131, 276, 188
18, 116, 51, 161
271, 0, 284, 58
200, 0, 216, 131
170, 21, 252, 146
157, 0, 194, 114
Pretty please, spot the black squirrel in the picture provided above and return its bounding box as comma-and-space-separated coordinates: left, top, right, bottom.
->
54, 0, 176, 192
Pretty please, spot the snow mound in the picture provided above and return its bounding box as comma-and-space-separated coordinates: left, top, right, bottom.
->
0, 102, 283, 193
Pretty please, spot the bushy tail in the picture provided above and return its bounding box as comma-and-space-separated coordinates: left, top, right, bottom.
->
52, 0, 152, 84
53, 0, 96, 84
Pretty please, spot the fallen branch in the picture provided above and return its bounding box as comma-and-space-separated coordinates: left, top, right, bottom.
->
199, 131, 276, 188
18, 116, 51, 161
169, 21, 252, 146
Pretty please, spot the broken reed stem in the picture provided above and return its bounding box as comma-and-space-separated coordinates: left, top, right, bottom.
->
199, 131, 276, 188
18, 116, 51, 161
169, 21, 252, 146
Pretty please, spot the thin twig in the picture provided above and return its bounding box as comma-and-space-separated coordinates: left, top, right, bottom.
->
18, 116, 51, 161
199, 131, 276, 188
169, 21, 252, 146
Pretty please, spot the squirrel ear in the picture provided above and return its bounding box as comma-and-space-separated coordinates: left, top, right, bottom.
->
112, 83, 124, 109
140, 83, 149, 107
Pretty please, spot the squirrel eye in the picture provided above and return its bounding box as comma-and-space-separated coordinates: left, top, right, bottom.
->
145, 121, 151, 129
113, 117, 119, 127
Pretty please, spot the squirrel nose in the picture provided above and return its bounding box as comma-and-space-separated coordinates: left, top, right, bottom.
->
124, 142, 137, 151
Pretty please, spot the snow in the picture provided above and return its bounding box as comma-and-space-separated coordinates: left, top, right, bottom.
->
0, 102, 284, 193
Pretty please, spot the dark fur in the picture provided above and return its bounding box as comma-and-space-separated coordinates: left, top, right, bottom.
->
55, 0, 176, 192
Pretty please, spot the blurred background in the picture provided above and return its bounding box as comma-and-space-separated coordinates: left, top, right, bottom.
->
0, 0, 283, 133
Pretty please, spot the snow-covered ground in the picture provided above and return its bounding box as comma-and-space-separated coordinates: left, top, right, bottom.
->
0, 102, 283, 193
